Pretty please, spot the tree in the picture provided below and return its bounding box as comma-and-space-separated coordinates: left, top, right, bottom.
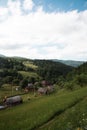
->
76, 74, 87, 87
64, 81, 74, 90
12, 79, 19, 85
4, 76, 13, 84
20, 78, 28, 89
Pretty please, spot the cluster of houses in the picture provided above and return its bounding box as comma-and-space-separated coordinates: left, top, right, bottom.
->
24, 80, 54, 95
1, 80, 54, 108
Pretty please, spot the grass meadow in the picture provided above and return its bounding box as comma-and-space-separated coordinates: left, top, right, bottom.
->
23, 61, 38, 70
18, 71, 39, 78
38, 97, 87, 130
0, 87, 87, 130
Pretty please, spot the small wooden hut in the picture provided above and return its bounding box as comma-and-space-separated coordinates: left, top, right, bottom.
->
4, 95, 23, 106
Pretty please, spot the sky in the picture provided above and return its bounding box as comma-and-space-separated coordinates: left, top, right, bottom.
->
0, 0, 87, 61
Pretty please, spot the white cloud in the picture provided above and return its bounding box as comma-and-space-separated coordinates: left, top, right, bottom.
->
23, 0, 34, 11
7, 0, 22, 16
0, 7, 8, 16
0, 1, 87, 61
0, 7, 9, 21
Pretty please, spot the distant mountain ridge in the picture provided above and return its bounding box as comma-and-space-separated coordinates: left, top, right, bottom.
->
0, 54, 85, 67
52, 59, 84, 67
0, 54, 6, 57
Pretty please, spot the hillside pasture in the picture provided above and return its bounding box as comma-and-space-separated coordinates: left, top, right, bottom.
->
0, 84, 23, 103
38, 95, 87, 130
18, 71, 39, 78
23, 61, 38, 70
0, 87, 87, 130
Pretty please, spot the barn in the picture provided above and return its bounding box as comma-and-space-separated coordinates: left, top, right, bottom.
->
4, 95, 23, 106
38, 85, 54, 95
38, 87, 47, 95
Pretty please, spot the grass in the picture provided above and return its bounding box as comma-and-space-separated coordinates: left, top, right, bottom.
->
18, 71, 39, 78
38, 96, 87, 130
0, 69, 3, 72
0, 87, 87, 130
23, 61, 38, 70
0, 84, 23, 103
0, 83, 38, 103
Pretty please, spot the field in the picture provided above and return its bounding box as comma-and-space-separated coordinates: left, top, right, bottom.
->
38, 97, 87, 130
0, 87, 87, 130
23, 61, 38, 70
18, 71, 39, 78
0, 84, 22, 103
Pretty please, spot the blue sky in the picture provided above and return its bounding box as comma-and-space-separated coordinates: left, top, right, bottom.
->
0, 0, 87, 61
1, 0, 87, 11
34, 0, 87, 12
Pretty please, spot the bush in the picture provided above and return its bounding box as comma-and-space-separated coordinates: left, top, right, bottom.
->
20, 78, 28, 89
64, 81, 74, 90
12, 79, 19, 85
76, 74, 87, 87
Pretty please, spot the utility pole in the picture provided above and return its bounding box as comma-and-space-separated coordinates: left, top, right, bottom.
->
11, 82, 13, 96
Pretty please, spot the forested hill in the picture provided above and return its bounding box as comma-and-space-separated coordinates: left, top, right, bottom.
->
0, 54, 84, 67
65, 62, 87, 88
0, 57, 25, 70
33, 60, 73, 82
0, 57, 73, 87
75, 62, 87, 74
67, 62, 87, 78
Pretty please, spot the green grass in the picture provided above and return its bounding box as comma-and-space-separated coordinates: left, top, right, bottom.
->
18, 71, 39, 78
0, 69, 3, 72
23, 61, 38, 70
0, 87, 87, 130
38, 96, 87, 130
0, 83, 38, 103
0, 84, 23, 103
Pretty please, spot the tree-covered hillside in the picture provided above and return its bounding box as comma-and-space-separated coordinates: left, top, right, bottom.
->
63, 62, 87, 90
75, 62, 87, 74
67, 62, 87, 79
33, 60, 73, 83
0, 57, 73, 87
0, 57, 25, 70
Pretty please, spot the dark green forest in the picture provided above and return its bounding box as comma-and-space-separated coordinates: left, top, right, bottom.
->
33, 60, 73, 83
0, 57, 73, 87
0, 57, 87, 90
62, 62, 87, 90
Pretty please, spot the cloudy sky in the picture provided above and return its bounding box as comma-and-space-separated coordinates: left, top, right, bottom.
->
0, 0, 87, 61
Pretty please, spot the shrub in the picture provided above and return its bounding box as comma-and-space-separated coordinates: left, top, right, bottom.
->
64, 81, 74, 90
76, 74, 87, 87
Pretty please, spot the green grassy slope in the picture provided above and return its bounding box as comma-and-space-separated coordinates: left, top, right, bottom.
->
23, 61, 38, 70
39, 96, 87, 130
18, 71, 39, 78
0, 87, 87, 130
